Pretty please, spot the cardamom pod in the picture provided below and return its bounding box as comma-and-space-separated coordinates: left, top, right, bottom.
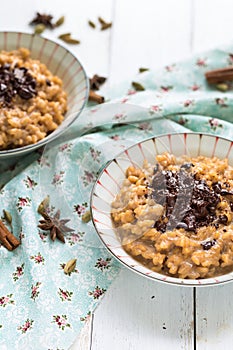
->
64, 258, 77, 274
98, 17, 112, 30
34, 24, 46, 35
82, 210, 91, 223
132, 81, 145, 91
54, 15, 65, 27
88, 20, 96, 29
101, 22, 112, 31
58, 33, 80, 44
216, 83, 229, 92
37, 195, 50, 215
3, 210, 12, 224
139, 67, 149, 73
98, 17, 106, 25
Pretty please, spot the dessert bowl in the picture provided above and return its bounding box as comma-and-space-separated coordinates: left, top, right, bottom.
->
0, 31, 89, 158
91, 132, 233, 286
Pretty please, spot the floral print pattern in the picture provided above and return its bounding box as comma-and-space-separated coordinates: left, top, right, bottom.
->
89, 286, 106, 299
23, 175, 37, 189
31, 282, 42, 300
17, 319, 34, 333
12, 263, 25, 282
30, 252, 45, 265
95, 258, 112, 271
58, 288, 73, 302
0, 294, 14, 307
16, 196, 31, 212
52, 315, 71, 330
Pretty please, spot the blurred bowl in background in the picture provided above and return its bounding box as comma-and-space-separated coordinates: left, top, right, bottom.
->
0, 31, 89, 158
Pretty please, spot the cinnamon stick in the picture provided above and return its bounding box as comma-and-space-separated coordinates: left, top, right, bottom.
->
0, 220, 20, 251
89, 90, 105, 104
205, 66, 233, 84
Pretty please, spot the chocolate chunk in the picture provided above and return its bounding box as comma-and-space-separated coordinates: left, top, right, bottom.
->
218, 214, 228, 224
152, 163, 221, 233
0, 63, 37, 105
212, 182, 222, 194
46, 79, 51, 86
176, 222, 188, 230
201, 239, 216, 251
180, 163, 194, 170
230, 202, 233, 211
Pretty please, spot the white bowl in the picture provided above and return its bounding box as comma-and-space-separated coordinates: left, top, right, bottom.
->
0, 31, 89, 157
91, 132, 233, 286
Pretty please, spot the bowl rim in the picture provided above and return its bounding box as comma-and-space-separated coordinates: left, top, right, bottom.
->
90, 131, 233, 287
0, 30, 89, 157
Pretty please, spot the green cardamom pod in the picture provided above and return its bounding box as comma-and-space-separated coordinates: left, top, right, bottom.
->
54, 16, 65, 27
82, 210, 91, 223
34, 24, 46, 35
3, 210, 12, 224
216, 83, 229, 92
37, 195, 50, 215
64, 259, 77, 274
132, 81, 145, 91
139, 67, 149, 73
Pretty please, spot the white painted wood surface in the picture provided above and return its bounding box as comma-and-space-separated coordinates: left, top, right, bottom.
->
1, 1, 233, 349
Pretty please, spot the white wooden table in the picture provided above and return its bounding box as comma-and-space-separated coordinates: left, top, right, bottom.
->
2, 1, 233, 349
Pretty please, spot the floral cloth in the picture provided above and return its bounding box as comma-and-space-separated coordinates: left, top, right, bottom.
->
1, 43, 233, 350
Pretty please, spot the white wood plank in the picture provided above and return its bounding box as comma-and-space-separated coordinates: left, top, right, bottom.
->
0, 0, 113, 78
39, 0, 114, 78
109, 0, 193, 87
92, 269, 194, 350
196, 283, 233, 349
193, 0, 233, 52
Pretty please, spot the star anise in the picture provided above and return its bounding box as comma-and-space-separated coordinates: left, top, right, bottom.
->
38, 210, 74, 243
30, 12, 54, 28
89, 74, 107, 90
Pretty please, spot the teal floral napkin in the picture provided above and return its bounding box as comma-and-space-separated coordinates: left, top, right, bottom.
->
0, 43, 233, 350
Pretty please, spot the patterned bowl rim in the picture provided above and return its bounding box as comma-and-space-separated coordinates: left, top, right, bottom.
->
90, 132, 233, 287
0, 31, 89, 157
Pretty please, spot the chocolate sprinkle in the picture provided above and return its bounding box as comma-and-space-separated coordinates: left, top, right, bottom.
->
151, 167, 221, 233
0, 64, 37, 105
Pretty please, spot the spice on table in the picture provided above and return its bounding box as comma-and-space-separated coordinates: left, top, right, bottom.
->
3, 210, 12, 225
89, 90, 105, 104
58, 33, 80, 44
64, 258, 77, 274
38, 210, 74, 243
82, 210, 91, 223
89, 74, 107, 90
205, 66, 233, 84
139, 67, 149, 73
37, 195, 50, 215
0, 220, 20, 251
54, 15, 65, 28
30, 12, 54, 28
88, 20, 96, 29
216, 83, 229, 92
132, 81, 145, 91
98, 17, 112, 30
34, 24, 46, 35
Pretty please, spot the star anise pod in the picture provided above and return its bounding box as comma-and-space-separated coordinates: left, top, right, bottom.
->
38, 210, 74, 243
30, 12, 54, 28
89, 74, 107, 90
